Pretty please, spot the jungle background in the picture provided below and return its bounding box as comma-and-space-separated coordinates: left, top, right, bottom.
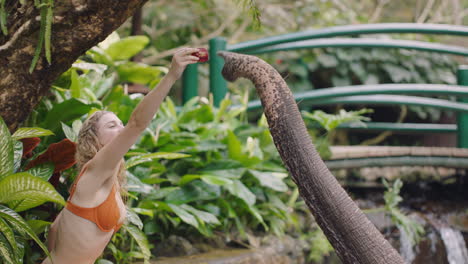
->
0, 0, 467, 263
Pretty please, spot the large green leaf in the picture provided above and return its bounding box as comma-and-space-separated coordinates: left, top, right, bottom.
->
0, 172, 65, 212
0, 205, 50, 260
226, 130, 243, 161
0, 218, 18, 261
168, 204, 198, 228
126, 152, 190, 169
200, 175, 234, 186
178, 174, 202, 186
178, 104, 214, 125
224, 180, 256, 206
132, 208, 154, 219
0, 232, 15, 264
122, 225, 151, 264
245, 203, 267, 230
180, 204, 220, 225
105, 36, 149, 61
26, 163, 54, 181
0, 116, 13, 180
146, 187, 179, 200
116, 62, 165, 85
202, 168, 246, 179
86, 47, 114, 66
11, 127, 54, 140
165, 180, 220, 204
25, 220, 51, 235
126, 209, 144, 230
61, 122, 77, 142
41, 98, 101, 132
126, 172, 153, 194
248, 170, 288, 192
70, 69, 81, 99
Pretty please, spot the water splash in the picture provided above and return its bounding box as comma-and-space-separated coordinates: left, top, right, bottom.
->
399, 226, 416, 264
439, 227, 468, 264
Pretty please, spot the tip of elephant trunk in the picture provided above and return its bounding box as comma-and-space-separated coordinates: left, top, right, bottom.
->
217, 51, 238, 63
217, 51, 238, 82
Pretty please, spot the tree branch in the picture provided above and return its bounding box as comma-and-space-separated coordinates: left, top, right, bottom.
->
416, 0, 435, 23
0, 0, 149, 132
369, 0, 390, 23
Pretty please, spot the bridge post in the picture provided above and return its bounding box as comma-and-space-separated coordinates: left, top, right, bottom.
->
182, 64, 199, 104
457, 66, 468, 148
209, 37, 227, 107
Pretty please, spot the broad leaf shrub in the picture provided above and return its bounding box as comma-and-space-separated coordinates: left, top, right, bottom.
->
0, 116, 65, 264
99, 96, 295, 261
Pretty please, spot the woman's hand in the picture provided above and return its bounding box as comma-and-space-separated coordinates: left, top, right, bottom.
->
167, 48, 200, 80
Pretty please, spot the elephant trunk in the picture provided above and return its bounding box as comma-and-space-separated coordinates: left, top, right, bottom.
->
218, 51, 404, 264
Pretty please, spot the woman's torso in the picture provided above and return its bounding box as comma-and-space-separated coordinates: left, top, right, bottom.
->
46, 165, 126, 264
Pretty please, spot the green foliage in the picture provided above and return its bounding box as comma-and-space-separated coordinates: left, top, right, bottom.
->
12, 128, 54, 140
382, 179, 425, 246
29, 0, 54, 73
0, 205, 51, 264
105, 36, 150, 61
301, 227, 334, 263
0, 172, 65, 212
0, 116, 64, 264
85, 32, 166, 86
122, 97, 292, 241
273, 47, 458, 124
0, 116, 13, 179
234, 0, 261, 28
301, 108, 373, 159
302, 108, 373, 132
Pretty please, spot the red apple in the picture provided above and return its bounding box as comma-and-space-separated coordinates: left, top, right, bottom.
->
192, 48, 209, 63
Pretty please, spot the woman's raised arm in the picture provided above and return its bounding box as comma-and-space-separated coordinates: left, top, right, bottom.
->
87, 48, 200, 180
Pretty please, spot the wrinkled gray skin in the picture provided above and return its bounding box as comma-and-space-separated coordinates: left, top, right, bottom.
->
218, 51, 404, 264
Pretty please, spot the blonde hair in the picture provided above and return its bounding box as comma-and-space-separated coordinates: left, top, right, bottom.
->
75, 110, 127, 200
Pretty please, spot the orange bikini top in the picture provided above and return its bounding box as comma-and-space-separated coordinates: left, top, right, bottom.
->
65, 163, 123, 233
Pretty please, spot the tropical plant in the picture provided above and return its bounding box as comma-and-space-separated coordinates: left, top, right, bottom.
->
0, 116, 65, 264
119, 96, 292, 239
382, 178, 425, 246
302, 108, 373, 159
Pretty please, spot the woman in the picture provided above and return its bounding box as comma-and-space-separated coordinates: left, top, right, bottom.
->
42, 48, 200, 263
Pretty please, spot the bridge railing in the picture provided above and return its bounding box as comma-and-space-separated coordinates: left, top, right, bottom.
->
181, 23, 468, 147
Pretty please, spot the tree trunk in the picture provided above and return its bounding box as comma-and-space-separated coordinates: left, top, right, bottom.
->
0, 0, 148, 133
218, 51, 404, 264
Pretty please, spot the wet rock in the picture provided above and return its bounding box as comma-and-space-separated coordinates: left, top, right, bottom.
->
144, 235, 305, 264
154, 235, 199, 257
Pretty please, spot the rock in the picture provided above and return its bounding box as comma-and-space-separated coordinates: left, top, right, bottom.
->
154, 235, 199, 257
